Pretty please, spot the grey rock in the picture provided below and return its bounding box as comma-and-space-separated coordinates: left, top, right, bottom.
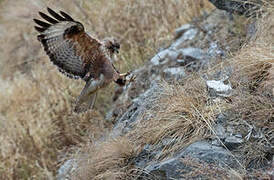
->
171, 28, 198, 49
180, 47, 206, 60
174, 24, 193, 39
163, 67, 186, 81
181, 141, 240, 168
150, 49, 179, 66
139, 141, 242, 179
57, 159, 77, 180
112, 82, 163, 136
224, 134, 244, 150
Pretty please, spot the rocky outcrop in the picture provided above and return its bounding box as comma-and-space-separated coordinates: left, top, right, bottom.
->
108, 9, 236, 135
58, 7, 273, 180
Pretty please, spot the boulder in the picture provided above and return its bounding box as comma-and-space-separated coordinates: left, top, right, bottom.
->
139, 141, 242, 179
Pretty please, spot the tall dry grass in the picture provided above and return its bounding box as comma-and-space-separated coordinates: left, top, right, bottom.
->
71, 137, 138, 180
127, 77, 221, 159
0, 0, 213, 179
228, 9, 274, 170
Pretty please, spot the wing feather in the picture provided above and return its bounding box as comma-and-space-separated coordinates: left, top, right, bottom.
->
34, 26, 46, 33
33, 19, 51, 28
39, 12, 59, 24
34, 7, 102, 80
60, 11, 74, 21
47, 7, 66, 21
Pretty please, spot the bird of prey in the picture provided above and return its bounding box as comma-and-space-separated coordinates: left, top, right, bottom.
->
34, 7, 133, 112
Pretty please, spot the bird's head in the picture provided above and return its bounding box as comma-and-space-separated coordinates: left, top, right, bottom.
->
102, 37, 120, 54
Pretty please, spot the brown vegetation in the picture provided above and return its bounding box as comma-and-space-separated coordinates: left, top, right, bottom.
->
71, 137, 137, 180
227, 10, 274, 171
0, 0, 272, 179
0, 0, 214, 179
127, 77, 220, 159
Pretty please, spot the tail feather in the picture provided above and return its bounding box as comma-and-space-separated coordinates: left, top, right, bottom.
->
74, 78, 102, 113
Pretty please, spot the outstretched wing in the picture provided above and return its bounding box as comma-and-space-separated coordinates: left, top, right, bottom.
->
34, 7, 102, 80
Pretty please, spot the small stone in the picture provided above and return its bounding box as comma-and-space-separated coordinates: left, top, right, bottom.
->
206, 80, 232, 97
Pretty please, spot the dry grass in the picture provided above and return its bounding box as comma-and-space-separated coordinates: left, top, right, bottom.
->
222, 5, 274, 173
71, 137, 138, 180
0, 63, 109, 179
127, 78, 222, 160
0, 0, 214, 179
230, 7, 274, 92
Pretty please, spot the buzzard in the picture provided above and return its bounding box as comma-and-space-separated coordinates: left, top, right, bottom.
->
34, 7, 132, 112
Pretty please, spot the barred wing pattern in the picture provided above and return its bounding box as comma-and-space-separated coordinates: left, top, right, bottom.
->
33, 7, 131, 112
34, 7, 101, 80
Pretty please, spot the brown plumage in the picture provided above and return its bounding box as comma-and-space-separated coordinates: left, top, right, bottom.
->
34, 7, 131, 112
